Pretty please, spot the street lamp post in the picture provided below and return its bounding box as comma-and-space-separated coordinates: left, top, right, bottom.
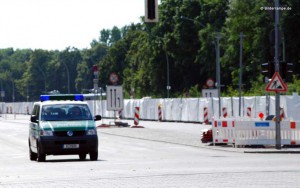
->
215, 32, 222, 118
165, 49, 170, 98
181, 15, 223, 117
10, 78, 16, 119
61, 60, 70, 94
238, 32, 245, 117
155, 36, 171, 98
37, 66, 47, 93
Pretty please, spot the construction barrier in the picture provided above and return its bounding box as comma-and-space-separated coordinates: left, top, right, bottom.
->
235, 121, 276, 146
118, 109, 123, 119
158, 104, 162, 121
280, 107, 284, 120
203, 107, 209, 124
134, 107, 140, 126
213, 119, 300, 147
2, 93, 300, 122
222, 107, 227, 118
247, 107, 251, 118
213, 119, 235, 144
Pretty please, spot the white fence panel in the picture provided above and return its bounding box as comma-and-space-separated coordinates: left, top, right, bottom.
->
3, 94, 300, 122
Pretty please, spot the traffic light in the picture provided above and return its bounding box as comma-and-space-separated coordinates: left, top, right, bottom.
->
261, 62, 275, 82
145, 0, 158, 23
281, 62, 293, 82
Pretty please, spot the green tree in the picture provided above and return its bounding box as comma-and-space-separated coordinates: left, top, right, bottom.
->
222, 0, 272, 94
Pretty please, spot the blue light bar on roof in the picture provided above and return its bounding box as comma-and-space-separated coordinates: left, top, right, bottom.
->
40, 95, 50, 102
40, 94, 84, 102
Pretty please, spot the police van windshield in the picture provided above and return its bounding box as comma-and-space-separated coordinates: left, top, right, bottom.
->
41, 104, 93, 121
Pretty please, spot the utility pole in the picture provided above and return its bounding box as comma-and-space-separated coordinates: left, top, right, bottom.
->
274, 0, 281, 149
166, 52, 170, 98
215, 32, 221, 118
238, 32, 244, 117
61, 61, 70, 94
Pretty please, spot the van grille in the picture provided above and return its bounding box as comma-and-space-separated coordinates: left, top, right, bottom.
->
54, 131, 86, 137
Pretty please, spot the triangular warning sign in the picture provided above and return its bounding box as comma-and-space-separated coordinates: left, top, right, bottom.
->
266, 71, 287, 92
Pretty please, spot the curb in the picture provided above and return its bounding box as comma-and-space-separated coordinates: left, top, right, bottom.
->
244, 150, 300, 154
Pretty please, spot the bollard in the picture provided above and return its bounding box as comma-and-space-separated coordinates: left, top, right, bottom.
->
134, 107, 139, 125
222, 107, 227, 118
280, 107, 284, 120
118, 109, 122, 119
132, 107, 144, 128
158, 104, 162, 122
247, 107, 252, 118
203, 107, 209, 124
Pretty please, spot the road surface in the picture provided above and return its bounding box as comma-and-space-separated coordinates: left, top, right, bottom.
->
0, 115, 300, 187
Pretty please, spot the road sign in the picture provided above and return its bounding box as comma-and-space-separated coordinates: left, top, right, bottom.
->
265, 71, 287, 92
206, 78, 215, 88
106, 86, 123, 111
202, 89, 218, 98
109, 73, 119, 84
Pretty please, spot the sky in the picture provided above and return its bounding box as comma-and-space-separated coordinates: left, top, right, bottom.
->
0, 0, 144, 50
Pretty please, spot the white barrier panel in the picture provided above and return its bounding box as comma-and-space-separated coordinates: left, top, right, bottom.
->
254, 96, 266, 118
162, 99, 172, 121
222, 97, 232, 118
286, 93, 300, 121
213, 119, 235, 144
281, 121, 300, 145
3, 94, 300, 122
184, 98, 199, 122
235, 121, 276, 146
235, 120, 300, 146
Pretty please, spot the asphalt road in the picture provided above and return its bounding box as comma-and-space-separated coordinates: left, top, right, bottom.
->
1, 115, 300, 187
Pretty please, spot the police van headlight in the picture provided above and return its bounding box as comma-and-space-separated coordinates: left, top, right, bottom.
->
86, 129, 97, 135
40, 130, 53, 136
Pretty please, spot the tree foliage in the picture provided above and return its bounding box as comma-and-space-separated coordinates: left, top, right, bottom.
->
0, 0, 299, 102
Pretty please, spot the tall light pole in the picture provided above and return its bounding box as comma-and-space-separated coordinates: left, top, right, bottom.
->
37, 65, 47, 93
238, 32, 244, 117
166, 51, 170, 98
154, 36, 171, 98
181, 16, 222, 117
215, 32, 222, 118
61, 60, 70, 94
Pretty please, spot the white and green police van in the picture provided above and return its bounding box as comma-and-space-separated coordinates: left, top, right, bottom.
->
29, 94, 101, 162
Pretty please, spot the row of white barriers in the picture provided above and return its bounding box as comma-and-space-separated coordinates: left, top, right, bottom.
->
213, 119, 300, 147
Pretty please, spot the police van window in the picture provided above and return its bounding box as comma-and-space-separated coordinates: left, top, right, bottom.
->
41, 104, 92, 121
31, 105, 40, 120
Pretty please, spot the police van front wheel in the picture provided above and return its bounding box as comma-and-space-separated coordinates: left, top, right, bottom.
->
37, 144, 46, 162
29, 141, 37, 161
29, 148, 37, 161
89, 151, 98, 161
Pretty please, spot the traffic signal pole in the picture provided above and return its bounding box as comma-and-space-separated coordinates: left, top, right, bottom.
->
274, 0, 281, 149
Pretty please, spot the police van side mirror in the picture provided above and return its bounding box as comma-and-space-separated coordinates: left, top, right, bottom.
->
30, 115, 38, 123
94, 115, 101, 121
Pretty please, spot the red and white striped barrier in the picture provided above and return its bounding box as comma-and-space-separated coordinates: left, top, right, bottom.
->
247, 107, 251, 118
212, 119, 235, 144
132, 107, 144, 128
222, 107, 227, 118
118, 109, 123, 119
280, 107, 284, 120
158, 104, 162, 121
134, 107, 139, 125
281, 121, 300, 145
203, 107, 209, 124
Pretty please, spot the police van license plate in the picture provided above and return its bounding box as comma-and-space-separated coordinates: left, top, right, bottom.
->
63, 144, 79, 149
